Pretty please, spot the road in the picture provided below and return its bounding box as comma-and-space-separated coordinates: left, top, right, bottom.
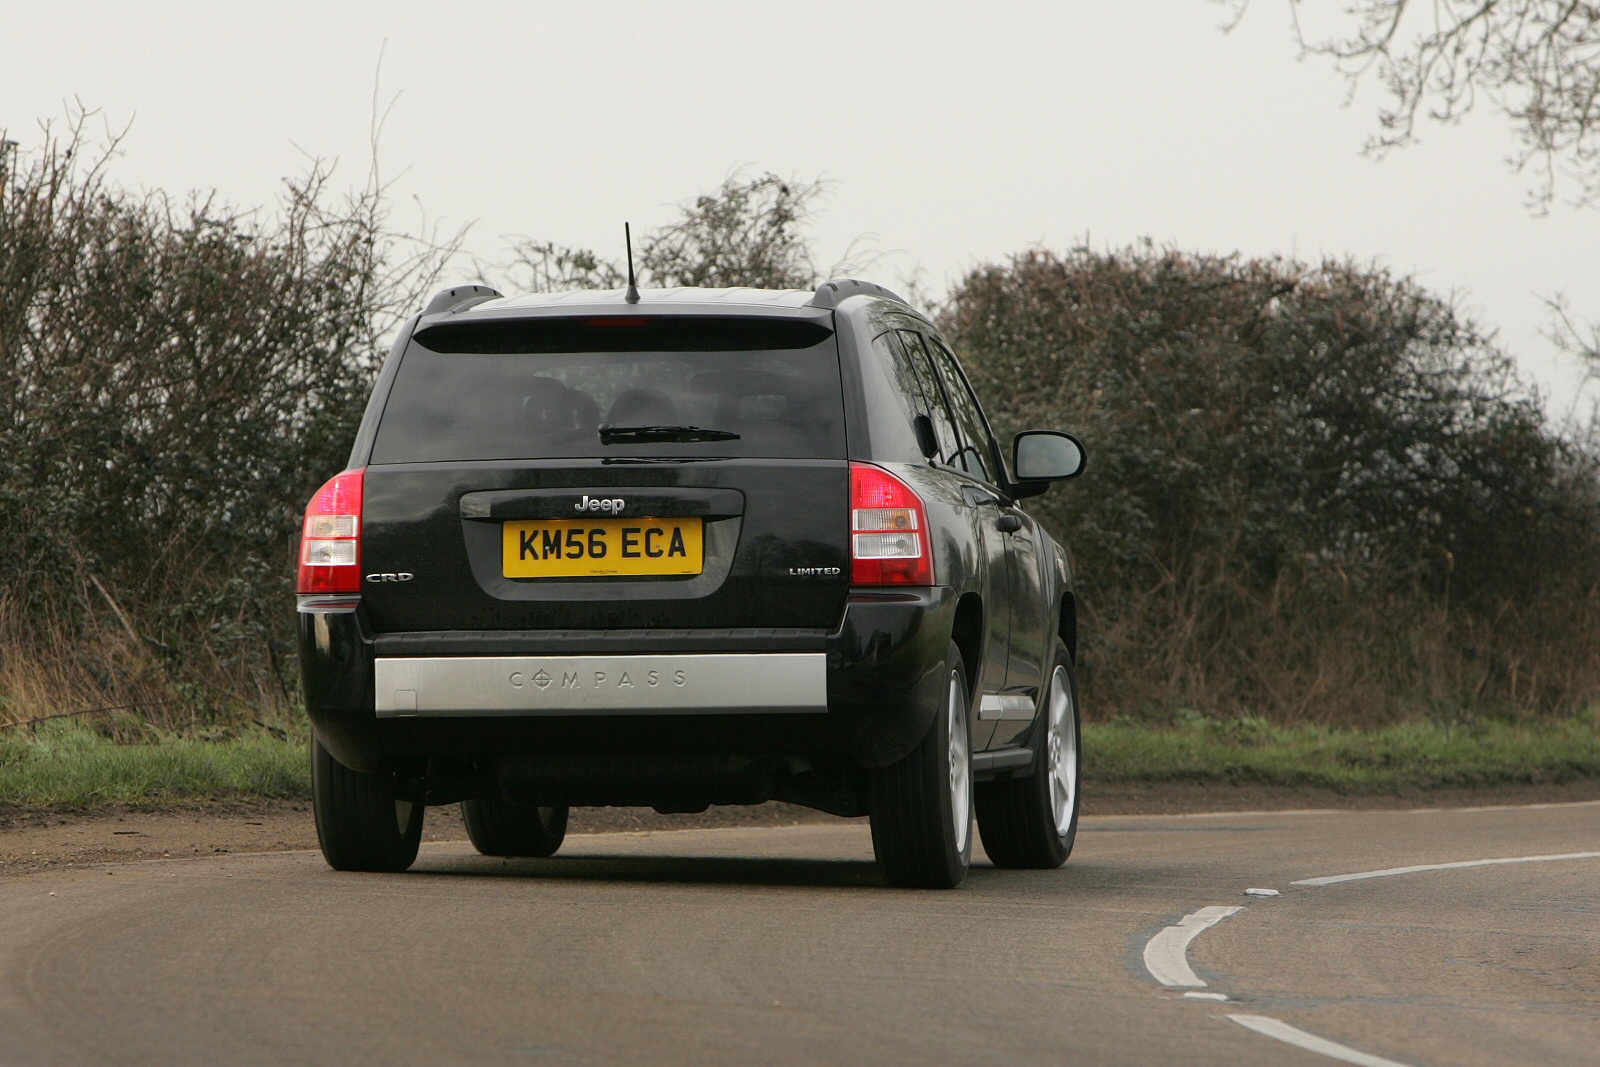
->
0, 800, 1595, 1066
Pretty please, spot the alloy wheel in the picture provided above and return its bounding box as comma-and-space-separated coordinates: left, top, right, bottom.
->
947, 669, 971, 852
1044, 665, 1078, 836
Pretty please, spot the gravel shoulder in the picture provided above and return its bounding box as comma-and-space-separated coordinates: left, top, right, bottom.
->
5, 777, 1599, 876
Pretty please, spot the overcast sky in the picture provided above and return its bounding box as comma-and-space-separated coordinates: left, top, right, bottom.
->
7, 1, 1597, 415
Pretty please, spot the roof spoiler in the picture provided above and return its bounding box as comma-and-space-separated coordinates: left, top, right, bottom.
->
422, 284, 503, 316
807, 278, 909, 310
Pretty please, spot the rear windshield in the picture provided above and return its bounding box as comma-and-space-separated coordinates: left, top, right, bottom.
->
370, 316, 846, 463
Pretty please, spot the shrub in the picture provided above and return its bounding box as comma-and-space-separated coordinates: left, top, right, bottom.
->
942, 245, 1600, 722
0, 115, 452, 727
5, 122, 1594, 732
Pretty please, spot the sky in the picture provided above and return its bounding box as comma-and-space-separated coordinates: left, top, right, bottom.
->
6, 1, 1597, 416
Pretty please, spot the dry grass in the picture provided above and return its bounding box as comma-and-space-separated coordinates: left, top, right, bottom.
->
0, 591, 298, 737
1080, 557, 1600, 726
5, 562, 1599, 736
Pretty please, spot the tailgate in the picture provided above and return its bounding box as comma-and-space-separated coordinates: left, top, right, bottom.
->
359, 459, 850, 632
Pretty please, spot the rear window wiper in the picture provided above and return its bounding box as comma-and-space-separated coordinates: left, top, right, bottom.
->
598, 424, 741, 444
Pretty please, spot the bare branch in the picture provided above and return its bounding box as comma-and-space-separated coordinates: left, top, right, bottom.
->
640, 171, 828, 290
1287, 0, 1600, 209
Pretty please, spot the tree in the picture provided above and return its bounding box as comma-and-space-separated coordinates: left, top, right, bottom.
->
498, 241, 624, 294
1229, 2, 1600, 209
640, 173, 823, 289
1232, 2, 1600, 356
0, 111, 458, 722
497, 172, 837, 294
945, 244, 1583, 598
942, 244, 1600, 720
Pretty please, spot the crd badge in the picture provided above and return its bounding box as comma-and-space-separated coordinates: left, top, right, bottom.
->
365, 572, 414, 583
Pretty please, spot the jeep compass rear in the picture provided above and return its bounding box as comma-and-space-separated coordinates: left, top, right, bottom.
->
299, 280, 1085, 887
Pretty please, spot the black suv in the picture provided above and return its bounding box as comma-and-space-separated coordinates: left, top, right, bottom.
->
297, 278, 1085, 888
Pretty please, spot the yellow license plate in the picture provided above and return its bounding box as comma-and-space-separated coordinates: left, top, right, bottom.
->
502, 517, 704, 578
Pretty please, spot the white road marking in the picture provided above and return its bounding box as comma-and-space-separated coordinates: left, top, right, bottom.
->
1435, 799, 1600, 814
1228, 1015, 1417, 1067
1126, 824, 1600, 1067
1218, 850, 1600, 1066
1142, 905, 1242, 987
1293, 850, 1600, 887
1087, 797, 1600, 823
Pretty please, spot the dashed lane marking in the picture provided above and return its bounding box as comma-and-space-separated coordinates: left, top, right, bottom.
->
1141, 905, 1242, 988
1228, 1015, 1417, 1067
1134, 839, 1600, 1066
1292, 850, 1600, 887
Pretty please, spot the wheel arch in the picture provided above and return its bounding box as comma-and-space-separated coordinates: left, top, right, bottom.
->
950, 591, 983, 697
1058, 591, 1077, 665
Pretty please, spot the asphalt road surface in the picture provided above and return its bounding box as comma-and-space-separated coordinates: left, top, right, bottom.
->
0, 800, 1596, 1066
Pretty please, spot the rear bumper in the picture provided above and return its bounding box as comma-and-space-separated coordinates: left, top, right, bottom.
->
299, 587, 954, 774
373, 653, 827, 717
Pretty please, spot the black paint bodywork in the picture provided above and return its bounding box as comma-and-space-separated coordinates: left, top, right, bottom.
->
299, 293, 1075, 814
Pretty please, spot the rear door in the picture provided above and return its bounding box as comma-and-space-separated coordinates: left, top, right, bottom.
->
894, 327, 1012, 748
355, 312, 852, 635
924, 335, 1051, 748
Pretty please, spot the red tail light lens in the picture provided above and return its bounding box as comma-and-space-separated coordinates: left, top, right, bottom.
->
297, 468, 364, 595
850, 463, 933, 586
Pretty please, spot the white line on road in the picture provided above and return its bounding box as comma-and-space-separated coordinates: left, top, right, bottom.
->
1142, 842, 1600, 1064
1228, 1015, 1417, 1067
1142, 905, 1242, 988
1292, 850, 1600, 887
1087, 797, 1600, 825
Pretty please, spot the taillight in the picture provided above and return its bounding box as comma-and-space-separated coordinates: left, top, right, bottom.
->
850, 463, 933, 586
297, 468, 364, 595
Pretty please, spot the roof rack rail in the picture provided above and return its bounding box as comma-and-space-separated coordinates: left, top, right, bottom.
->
423, 284, 503, 316
807, 278, 909, 310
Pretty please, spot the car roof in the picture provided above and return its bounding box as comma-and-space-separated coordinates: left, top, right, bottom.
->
416, 279, 916, 327
467, 287, 820, 314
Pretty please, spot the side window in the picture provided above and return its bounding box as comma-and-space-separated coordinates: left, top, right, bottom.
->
895, 330, 963, 469
865, 331, 930, 462
870, 331, 924, 416
927, 338, 998, 484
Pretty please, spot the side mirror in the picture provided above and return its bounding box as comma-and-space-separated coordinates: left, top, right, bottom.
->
1012, 431, 1085, 492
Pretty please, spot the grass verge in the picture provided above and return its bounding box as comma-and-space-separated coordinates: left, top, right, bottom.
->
1, 715, 1597, 809
0, 723, 309, 808
1085, 714, 1600, 790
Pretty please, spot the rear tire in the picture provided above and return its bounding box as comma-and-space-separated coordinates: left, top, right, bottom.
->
312, 740, 425, 873
461, 800, 569, 858
975, 638, 1080, 869
869, 641, 974, 889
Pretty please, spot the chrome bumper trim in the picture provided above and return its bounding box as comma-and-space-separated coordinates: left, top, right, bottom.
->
978, 693, 1036, 721
374, 653, 828, 717
297, 595, 360, 614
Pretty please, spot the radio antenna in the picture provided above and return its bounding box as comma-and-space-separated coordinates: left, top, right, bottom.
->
624, 222, 640, 304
